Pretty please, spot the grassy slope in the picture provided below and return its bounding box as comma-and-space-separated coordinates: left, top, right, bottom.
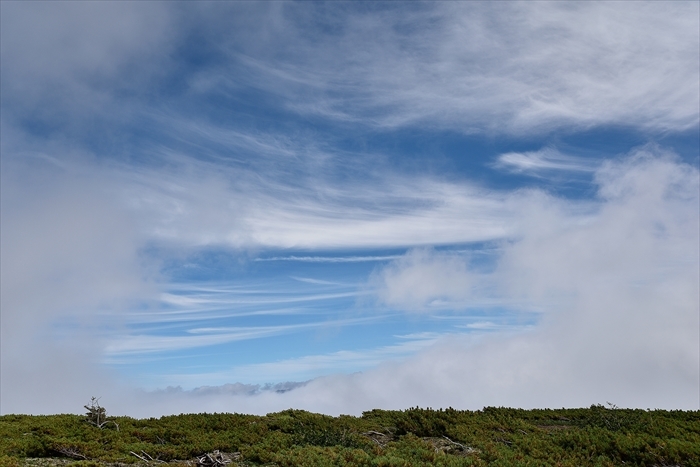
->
1, 406, 698, 467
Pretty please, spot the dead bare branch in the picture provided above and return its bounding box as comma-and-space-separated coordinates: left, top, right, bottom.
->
131, 451, 150, 463
56, 447, 88, 460
196, 450, 232, 467
362, 430, 392, 448
441, 436, 479, 454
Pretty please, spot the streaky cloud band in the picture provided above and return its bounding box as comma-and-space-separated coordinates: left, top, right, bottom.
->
255, 255, 402, 263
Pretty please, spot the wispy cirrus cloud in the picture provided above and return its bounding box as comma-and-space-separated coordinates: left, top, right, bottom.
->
112, 152, 515, 249
156, 332, 444, 387
7, 2, 695, 142
103, 316, 381, 358
256, 255, 402, 263
493, 148, 599, 176
199, 2, 699, 134
99, 276, 374, 363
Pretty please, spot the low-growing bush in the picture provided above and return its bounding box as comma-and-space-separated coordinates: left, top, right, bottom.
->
1, 405, 697, 466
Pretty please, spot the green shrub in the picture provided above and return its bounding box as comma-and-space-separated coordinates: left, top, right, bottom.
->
1, 406, 698, 466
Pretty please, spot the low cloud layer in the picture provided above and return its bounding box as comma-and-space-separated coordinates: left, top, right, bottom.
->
176, 151, 698, 413
370, 249, 477, 311
3, 148, 695, 416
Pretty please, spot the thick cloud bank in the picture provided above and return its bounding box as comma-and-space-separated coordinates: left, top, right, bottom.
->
268, 152, 698, 414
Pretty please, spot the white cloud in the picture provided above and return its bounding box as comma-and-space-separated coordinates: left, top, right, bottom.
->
156, 334, 442, 389
207, 2, 699, 133
0, 155, 158, 415
2, 151, 696, 416
286, 149, 697, 413
257, 255, 402, 263
1, 1, 697, 416
0, 1, 175, 127
3, 136, 696, 415
103, 316, 378, 359
370, 249, 477, 311
6, 2, 695, 138
494, 148, 598, 176
110, 152, 514, 249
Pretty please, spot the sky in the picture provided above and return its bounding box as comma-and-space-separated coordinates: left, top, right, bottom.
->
1, 1, 699, 417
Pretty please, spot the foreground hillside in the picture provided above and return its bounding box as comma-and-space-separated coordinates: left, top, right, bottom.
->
1, 405, 698, 467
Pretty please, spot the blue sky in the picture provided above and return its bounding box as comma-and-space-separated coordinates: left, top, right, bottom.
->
1, 1, 698, 416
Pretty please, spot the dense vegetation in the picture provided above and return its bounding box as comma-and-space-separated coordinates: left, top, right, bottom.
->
1, 404, 698, 467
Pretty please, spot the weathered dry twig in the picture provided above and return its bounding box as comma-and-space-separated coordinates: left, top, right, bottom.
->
56, 447, 88, 460
196, 450, 232, 467
131, 451, 150, 463
495, 437, 513, 446
442, 436, 479, 454
362, 430, 392, 448
130, 450, 165, 464
442, 436, 466, 450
